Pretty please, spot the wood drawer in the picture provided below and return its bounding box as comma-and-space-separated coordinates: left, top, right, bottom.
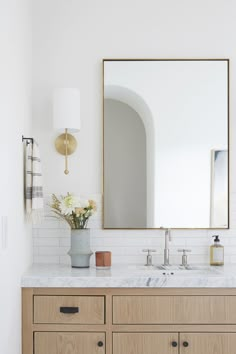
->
113, 295, 236, 324
35, 332, 105, 354
113, 333, 178, 354
34, 296, 104, 324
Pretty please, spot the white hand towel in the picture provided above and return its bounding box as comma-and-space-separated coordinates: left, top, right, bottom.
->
25, 141, 44, 223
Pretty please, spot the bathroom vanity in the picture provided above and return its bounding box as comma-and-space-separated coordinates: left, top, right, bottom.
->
22, 264, 236, 354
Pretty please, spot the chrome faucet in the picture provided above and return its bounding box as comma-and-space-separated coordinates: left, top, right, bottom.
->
163, 228, 172, 266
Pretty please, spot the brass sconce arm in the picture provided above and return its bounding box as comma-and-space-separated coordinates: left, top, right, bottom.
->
55, 128, 77, 174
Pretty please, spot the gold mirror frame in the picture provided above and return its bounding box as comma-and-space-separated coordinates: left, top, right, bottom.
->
102, 58, 230, 230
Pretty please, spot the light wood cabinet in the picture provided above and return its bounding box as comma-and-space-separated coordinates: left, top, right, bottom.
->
34, 295, 104, 324
35, 332, 105, 354
113, 333, 178, 354
22, 288, 236, 354
113, 295, 236, 324
180, 333, 236, 354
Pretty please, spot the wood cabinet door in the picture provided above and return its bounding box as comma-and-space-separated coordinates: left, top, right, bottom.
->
180, 333, 236, 354
35, 332, 105, 354
113, 333, 178, 354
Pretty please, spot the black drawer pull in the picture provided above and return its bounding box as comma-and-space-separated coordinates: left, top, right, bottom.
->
97, 341, 104, 347
183, 341, 189, 347
172, 341, 178, 347
60, 307, 79, 314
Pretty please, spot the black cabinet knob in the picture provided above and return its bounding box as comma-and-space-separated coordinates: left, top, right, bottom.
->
183, 341, 189, 347
172, 341, 178, 347
97, 341, 104, 347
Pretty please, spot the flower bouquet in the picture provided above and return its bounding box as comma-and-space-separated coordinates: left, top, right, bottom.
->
50, 193, 97, 229
50, 193, 97, 268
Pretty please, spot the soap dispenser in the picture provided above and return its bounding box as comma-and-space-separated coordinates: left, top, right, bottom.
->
210, 235, 224, 266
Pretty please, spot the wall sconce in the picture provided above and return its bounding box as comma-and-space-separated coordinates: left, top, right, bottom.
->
53, 88, 80, 174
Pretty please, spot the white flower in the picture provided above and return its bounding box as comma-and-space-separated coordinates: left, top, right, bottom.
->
59, 194, 78, 215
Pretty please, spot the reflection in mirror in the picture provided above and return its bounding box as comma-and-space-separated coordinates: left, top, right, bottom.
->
103, 59, 229, 229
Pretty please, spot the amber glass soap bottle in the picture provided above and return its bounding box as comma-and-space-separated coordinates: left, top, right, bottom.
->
210, 235, 224, 266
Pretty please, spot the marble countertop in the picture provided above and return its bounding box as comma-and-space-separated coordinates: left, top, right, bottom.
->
21, 263, 236, 288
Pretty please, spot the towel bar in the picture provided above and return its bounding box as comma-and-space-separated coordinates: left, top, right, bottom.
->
22, 135, 34, 145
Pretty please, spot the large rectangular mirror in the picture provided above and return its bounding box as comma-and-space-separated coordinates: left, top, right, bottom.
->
103, 59, 229, 229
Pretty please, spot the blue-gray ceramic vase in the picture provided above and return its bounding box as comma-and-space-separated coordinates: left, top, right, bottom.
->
68, 229, 93, 268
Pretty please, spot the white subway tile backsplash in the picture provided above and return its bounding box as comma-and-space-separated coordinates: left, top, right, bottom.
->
33, 237, 60, 247
37, 229, 70, 238
224, 246, 236, 255
206, 229, 234, 237
36, 219, 60, 229
32, 228, 38, 237
59, 237, 70, 247
110, 255, 152, 264
33, 247, 39, 255
33, 255, 60, 264
37, 246, 69, 256
170, 237, 187, 246
59, 255, 71, 265
229, 255, 236, 263
228, 238, 236, 246
173, 230, 208, 238
185, 237, 210, 246
32, 194, 236, 266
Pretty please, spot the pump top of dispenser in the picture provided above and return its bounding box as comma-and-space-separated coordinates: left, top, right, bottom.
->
212, 235, 220, 242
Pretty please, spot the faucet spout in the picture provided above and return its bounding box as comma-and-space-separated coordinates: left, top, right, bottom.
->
165, 228, 171, 246
163, 228, 171, 266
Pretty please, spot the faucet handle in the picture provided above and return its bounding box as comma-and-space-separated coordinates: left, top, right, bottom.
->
178, 249, 191, 266
142, 249, 157, 254
142, 249, 156, 266
178, 249, 191, 254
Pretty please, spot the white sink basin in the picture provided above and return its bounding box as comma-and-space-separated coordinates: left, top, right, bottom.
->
156, 265, 213, 271
127, 264, 220, 276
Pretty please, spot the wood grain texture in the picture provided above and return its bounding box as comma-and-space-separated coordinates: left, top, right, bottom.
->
22, 288, 33, 354
34, 295, 104, 324
35, 332, 105, 354
32, 287, 236, 296
113, 333, 178, 354
22, 287, 236, 354
180, 333, 236, 354
111, 324, 236, 332
113, 295, 236, 324
105, 293, 113, 354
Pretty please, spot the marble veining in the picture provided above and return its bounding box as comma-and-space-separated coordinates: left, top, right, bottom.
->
21, 264, 236, 288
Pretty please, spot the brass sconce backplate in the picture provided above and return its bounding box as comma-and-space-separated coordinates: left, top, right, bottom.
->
55, 133, 77, 156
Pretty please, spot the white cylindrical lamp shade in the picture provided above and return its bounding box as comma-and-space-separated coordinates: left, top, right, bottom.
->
53, 88, 80, 132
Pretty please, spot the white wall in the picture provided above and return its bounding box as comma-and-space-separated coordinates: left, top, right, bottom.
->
32, 0, 236, 265
0, 1, 32, 354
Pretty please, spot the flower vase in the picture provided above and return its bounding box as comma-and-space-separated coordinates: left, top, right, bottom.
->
68, 229, 93, 268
